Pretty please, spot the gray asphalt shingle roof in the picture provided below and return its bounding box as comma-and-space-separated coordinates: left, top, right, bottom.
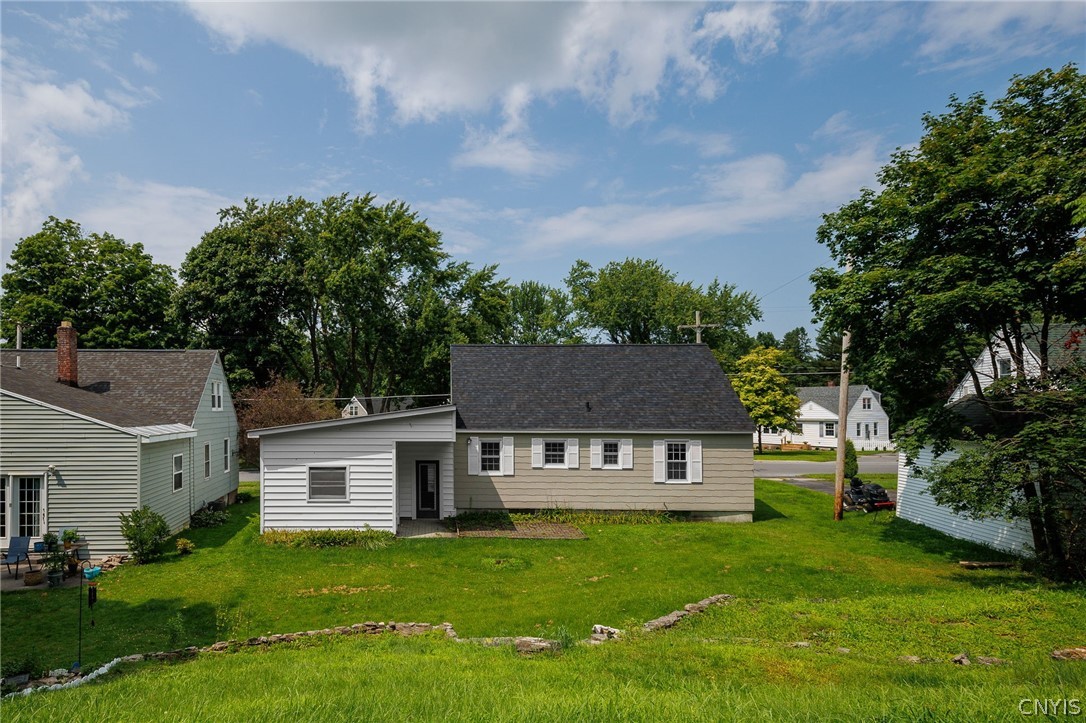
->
796, 385, 875, 414
451, 344, 753, 433
0, 349, 218, 427
0, 363, 148, 428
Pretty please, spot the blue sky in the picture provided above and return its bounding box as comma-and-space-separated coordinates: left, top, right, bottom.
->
2, 2, 1083, 338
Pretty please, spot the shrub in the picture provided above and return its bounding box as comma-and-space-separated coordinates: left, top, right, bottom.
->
235, 491, 253, 504
260, 528, 395, 550
512, 508, 685, 525
1, 652, 41, 679
190, 505, 230, 528
176, 538, 196, 555
844, 439, 858, 479
119, 506, 170, 564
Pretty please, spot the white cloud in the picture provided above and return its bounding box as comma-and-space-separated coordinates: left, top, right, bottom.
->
1, 51, 128, 247
185, 2, 766, 133
700, 3, 782, 63
657, 127, 734, 158
131, 51, 158, 74
522, 140, 882, 255
453, 85, 571, 176
77, 177, 234, 270
918, 2, 1086, 71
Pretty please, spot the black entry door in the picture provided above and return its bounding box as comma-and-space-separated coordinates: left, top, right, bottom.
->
416, 461, 439, 519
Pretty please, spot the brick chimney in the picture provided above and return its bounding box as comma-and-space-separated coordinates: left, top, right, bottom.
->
57, 321, 78, 387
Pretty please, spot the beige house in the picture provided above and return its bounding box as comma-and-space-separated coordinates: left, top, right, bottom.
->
250, 344, 756, 533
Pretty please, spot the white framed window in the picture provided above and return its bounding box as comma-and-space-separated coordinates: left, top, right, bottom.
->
531, 438, 579, 469
223, 438, 231, 473
996, 358, 1013, 378
602, 441, 620, 467
653, 440, 702, 484
590, 439, 634, 470
308, 467, 348, 502
856, 422, 862, 437
15, 476, 42, 537
468, 437, 514, 476
822, 422, 836, 438
481, 440, 502, 472
873, 422, 879, 437
544, 440, 566, 466
203, 442, 211, 479
211, 381, 224, 411
173, 454, 184, 492
862, 397, 872, 410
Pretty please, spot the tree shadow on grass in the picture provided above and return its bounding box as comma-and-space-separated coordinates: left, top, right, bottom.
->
753, 498, 786, 522
875, 515, 1022, 565
170, 502, 261, 550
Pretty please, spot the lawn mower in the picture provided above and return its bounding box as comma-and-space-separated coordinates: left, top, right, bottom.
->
842, 476, 895, 513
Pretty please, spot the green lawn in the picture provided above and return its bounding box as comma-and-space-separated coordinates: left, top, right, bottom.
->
3, 480, 1082, 720
754, 449, 887, 462
805, 472, 898, 490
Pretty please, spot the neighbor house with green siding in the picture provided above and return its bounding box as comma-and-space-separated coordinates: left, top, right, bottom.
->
0, 323, 238, 557
249, 344, 755, 534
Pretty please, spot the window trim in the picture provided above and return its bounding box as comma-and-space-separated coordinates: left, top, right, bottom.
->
543, 439, 567, 468
996, 358, 1013, 378
211, 381, 224, 411
479, 438, 504, 476
601, 439, 621, 469
173, 454, 184, 493
665, 440, 689, 484
822, 421, 836, 438
203, 442, 211, 479
861, 397, 872, 410
223, 438, 231, 473
307, 466, 349, 503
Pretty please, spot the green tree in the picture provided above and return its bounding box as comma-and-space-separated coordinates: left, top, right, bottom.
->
843, 439, 858, 479
731, 346, 800, 453
178, 194, 510, 406
566, 257, 760, 366
1, 217, 183, 349
811, 65, 1086, 576
508, 281, 583, 344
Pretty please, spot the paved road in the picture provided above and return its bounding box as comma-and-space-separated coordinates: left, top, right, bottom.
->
754, 452, 898, 478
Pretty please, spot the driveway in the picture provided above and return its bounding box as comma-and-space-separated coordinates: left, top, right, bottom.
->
754, 452, 898, 478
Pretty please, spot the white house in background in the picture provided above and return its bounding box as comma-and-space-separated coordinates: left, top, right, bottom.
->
249, 344, 756, 535
897, 323, 1083, 555
341, 397, 367, 418
0, 323, 239, 556
754, 385, 893, 451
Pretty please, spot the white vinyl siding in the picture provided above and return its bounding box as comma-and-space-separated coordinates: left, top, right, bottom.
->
396, 442, 456, 520
897, 448, 1034, 556
458, 433, 748, 513
142, 440, 192, 535
258, 408, 455, 533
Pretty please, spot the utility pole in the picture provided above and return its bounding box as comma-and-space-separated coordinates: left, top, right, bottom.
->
679, 311, 721, 344
833, 265, 852, 521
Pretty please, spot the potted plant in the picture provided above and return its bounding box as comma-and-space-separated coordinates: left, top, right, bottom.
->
44, 549, 67, 588
61, 529, 79, 550
42, 532, 58, 552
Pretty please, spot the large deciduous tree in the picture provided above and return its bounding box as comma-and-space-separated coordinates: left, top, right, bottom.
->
731, 346, 800, 453
178, 194, 510, 407
1, 217, 183, 349
811, 65, 1086, 577
566, 257, 760, 366
508, 280, 582, 344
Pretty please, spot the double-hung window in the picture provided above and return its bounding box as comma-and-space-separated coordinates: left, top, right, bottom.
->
203, 442, 211, 479
862, 397, 872, 410
666, 442, 688, 482
223, 438, 231, 473
602, 441, 620, 468
823, 422, 836, 438
173, 454, 184, 492
211, 381, 223, 411
480, 440, 502, 472
309, 467, 348, 501
996, 358, 1013, 378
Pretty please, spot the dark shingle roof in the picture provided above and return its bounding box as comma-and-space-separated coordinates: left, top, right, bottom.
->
0, 349, 218, 426
796, 385, 875, 414
451, 344, 753, 432
0, 364, 147, 428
